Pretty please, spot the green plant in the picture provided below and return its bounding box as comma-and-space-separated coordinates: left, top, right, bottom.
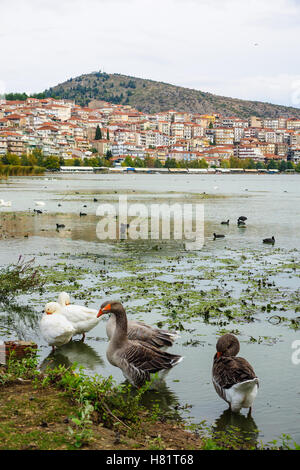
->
4, 350, 40, 382
148, 435, 165, 450
0, 256, 45, 305
68, 401, 94, 448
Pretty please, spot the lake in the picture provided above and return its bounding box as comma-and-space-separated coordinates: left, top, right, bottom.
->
0, 172, 300, 447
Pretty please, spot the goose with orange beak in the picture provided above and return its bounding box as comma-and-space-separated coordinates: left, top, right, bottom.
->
212, 334, 259, 415
105, 305, 179, 349
40, 302, 75, 352
98, 301, 183, 388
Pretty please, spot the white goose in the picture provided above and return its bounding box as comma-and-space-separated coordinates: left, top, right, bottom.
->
40, 302, 75, 351
34, 201, 45, 206
0, 199, 12, 207
58, 292, 99, 341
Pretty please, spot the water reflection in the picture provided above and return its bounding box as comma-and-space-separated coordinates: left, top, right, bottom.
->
138, 380, 183, 420
39, 340, 105, 371
212, 409, 259, 449
0, 303, 40, 341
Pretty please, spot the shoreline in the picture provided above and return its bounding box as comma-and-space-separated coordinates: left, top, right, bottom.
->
58, 167, 292, 175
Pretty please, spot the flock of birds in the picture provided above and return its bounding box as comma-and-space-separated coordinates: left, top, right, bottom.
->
40, 292, 259, 415
213, 215, 275, 245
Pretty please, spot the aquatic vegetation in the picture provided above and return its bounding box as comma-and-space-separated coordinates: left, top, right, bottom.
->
0, 256, 45, 305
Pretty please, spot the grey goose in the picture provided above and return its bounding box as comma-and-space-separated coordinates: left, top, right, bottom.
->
97, 301, 183, 387
212, 334, 259, 414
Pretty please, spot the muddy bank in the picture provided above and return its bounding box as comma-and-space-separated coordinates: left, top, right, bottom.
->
0, 368, 203, 451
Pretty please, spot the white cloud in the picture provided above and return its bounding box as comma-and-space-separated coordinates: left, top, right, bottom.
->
0, 0, 299, 108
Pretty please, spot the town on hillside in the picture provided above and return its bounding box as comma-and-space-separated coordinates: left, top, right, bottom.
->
1, 96, 300, 173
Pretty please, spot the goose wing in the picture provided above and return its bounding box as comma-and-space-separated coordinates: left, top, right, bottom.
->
60, 305, 97, 324
40, 314, 75, 343
127, 321, 178, 348
115, 341, 182, 387
213, 356, 257, 390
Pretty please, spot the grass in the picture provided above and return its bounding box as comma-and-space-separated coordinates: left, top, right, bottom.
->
0, 354, 204, 450
1, 354, 299, 450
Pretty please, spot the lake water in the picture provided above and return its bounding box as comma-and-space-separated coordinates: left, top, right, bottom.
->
0, 173, 300, 447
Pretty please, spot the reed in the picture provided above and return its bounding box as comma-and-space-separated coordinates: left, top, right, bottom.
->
0, 165, 45, 177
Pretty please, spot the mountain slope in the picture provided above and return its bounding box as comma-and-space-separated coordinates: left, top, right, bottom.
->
44, 72, 300, 118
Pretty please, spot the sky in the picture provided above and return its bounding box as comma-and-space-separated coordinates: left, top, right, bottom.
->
0, 0, 300, 107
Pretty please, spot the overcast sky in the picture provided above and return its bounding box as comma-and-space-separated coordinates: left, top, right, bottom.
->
1, 0, 300, 107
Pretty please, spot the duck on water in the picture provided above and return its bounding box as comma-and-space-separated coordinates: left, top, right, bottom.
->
263, 236, 275, 244
213, 233, 225, 240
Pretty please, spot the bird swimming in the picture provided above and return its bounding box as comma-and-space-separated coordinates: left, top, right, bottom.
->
213, 233, 225, 239
263, 236, 275, 244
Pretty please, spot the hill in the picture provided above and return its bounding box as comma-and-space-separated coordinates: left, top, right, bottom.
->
43, 72, 300, 118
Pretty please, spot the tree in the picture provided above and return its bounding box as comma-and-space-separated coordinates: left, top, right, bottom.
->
286, 160, 295, 170
44, 156, 60, 170
229, 156, 243, 168
246, 159, 256, 169
154, 159, 163, 168
106, 129, 110, 140
267, 159, 278, 170
295, 161, 300, 173
255, 161, 266, 170
84, 156, 103, 167
122, 156, 135, 167
279, 160, 287, 172
134, 157, 145, 168
5, 92, 28, 101
95, 125, 102, 140
31, 148, 45, 167
164, 158, 177, 168
188, 158, 208, 169
220, 159, 230, 168
21, 154, 29, 166
105, 150, 112, 160
2, 153, 21, 165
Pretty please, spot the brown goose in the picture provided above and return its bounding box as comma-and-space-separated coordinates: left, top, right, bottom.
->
212, 334, 259, 414
106, 314, 179, 348
97, 301, 183, 387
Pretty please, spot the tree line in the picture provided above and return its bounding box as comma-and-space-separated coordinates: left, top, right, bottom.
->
1, 149, 299, 172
